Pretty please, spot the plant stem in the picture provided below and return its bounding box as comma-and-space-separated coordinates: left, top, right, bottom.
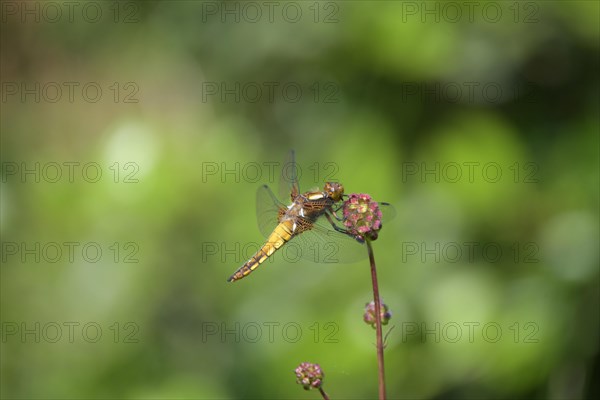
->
318, 387, 330, 400
367, 239, 386, 400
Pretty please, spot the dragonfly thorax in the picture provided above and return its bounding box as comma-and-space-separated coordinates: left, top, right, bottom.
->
284, 201, 306, 219
282, 191, 331, 225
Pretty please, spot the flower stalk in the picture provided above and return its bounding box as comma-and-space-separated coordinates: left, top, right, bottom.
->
295, 192, 390, 399
343, 193, 388, 399
367, 238, 386, 400
318, 387, 330, 400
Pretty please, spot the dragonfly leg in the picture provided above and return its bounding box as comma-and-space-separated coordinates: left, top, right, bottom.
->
331, 204, 345, 221
323, 212, 365, 243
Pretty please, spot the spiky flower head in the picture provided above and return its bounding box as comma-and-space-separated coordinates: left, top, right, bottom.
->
295, 362, 324, 390
363, 300, 392, 328
343, 193, 383, 241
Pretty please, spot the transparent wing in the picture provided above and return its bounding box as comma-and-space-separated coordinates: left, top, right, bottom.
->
379, 202, 396, 226
332, 200, 396, 225
284, 215, 368, 264
282, 200, 397, 265
308, 199, 397, 261
256, 184, 286, 238
279, 149, 300, 203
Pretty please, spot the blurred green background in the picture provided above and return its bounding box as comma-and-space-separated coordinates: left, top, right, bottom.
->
1, 1, 599, 399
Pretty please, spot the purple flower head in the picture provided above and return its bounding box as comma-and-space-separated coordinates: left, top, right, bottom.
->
343, 193, 383, 241
295, 362, 324, 390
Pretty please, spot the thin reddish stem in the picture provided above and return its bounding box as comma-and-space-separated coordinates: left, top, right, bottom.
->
367, 239, 386, 400
318, 387, 330, 400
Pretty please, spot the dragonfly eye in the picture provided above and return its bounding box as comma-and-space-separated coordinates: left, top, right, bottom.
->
324, 182, 344, 201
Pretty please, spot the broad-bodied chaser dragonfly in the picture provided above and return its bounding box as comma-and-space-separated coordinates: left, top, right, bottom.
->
227, 151, 394, 282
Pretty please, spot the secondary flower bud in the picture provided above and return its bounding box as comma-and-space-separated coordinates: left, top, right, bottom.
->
364, 300, 392, 328
295, 362, 324, 390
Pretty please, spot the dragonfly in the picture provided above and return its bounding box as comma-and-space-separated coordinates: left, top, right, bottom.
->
227, 150, 394, 282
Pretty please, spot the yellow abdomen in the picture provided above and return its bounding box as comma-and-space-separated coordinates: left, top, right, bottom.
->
227, 220, 294, 282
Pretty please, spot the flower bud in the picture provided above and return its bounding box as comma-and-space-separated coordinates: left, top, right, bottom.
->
363, 300, 392, 328
295, 362, 324, 390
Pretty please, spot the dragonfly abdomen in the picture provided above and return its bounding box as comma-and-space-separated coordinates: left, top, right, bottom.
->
227, 220, 294, 282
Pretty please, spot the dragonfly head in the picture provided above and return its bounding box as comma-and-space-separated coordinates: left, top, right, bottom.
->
324, 182, 344, 202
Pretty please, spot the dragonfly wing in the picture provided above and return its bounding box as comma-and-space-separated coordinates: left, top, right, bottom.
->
290, 200, 396, 264
256, 184, 286, 238
286, 215, 368, 264
379, 202, 396, 226
279, 149, 300, 203
331, 200, 396, 226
